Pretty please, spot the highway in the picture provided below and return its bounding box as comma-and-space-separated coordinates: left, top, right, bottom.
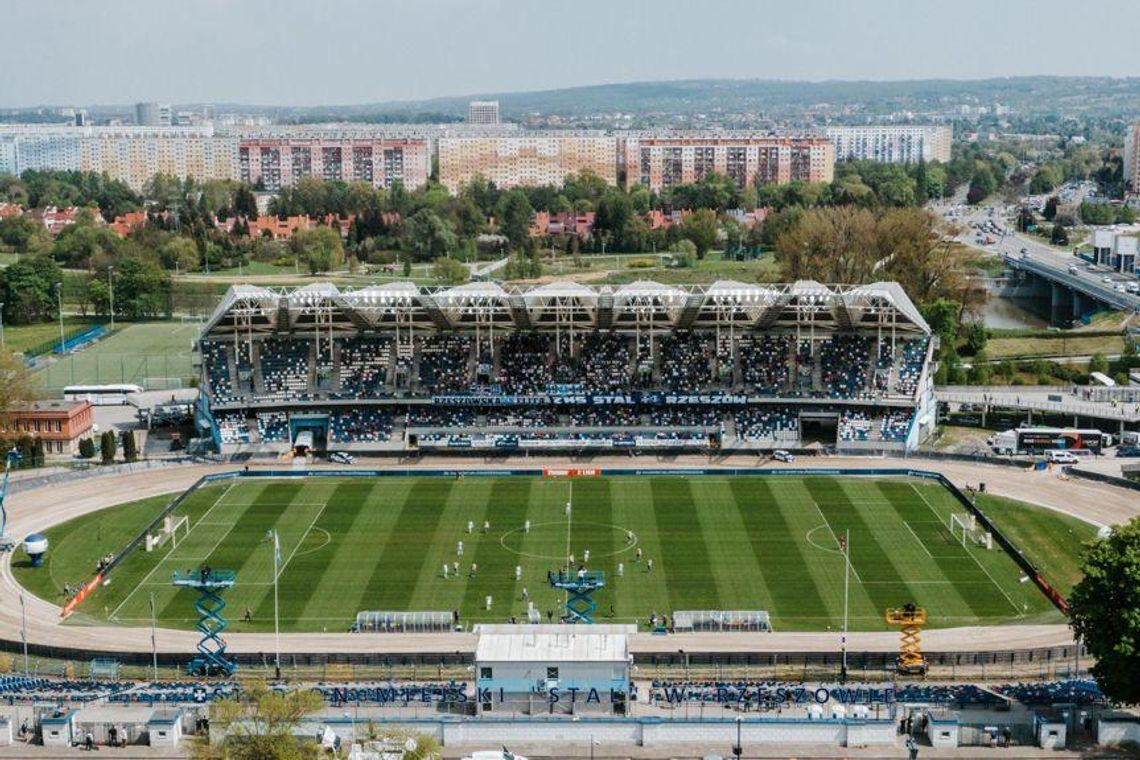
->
933, 195, 1140, 313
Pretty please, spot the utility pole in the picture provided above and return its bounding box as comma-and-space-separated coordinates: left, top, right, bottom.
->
150, 593, 158, 681
55, 283, 65, 354
107, 266, 115, 331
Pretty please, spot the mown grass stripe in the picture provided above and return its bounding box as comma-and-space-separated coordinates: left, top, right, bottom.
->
730, 478, 828, 623
459, 479, 533, 620
650, 478, 718, 611
358, 479, 454, 611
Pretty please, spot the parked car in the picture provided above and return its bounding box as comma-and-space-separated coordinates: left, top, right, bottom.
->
1045, 450, 1079, 464
328, 451, 355, 464
773, 450, 796, 463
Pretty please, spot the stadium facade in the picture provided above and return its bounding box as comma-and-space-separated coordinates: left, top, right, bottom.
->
194, 280, 936, 456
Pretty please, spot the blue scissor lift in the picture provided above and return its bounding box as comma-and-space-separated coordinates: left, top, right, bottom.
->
548, 569, 606, 624
172, 569, 239, 677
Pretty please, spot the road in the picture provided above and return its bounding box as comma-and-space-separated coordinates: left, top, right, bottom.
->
932, 196, 1140, 313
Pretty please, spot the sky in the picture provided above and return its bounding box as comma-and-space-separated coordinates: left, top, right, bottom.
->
4, 0, 1140, 107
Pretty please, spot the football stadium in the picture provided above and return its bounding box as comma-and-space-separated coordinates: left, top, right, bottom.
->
0, 278, 1135, 755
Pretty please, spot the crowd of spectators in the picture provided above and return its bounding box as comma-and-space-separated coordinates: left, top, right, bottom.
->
330, 409, 392, 443
258, 338, 311, 400
739, 336, 792, 395
486, 408, 560, 428
880, 410, 913, 442
819, 335, 871, 399
992, 680, 1104, 706
497, 333, 552, 394
203, 342, 236, 402
339, 337, 392, 397
216, 412, 250, 444
734, 408, 798, 441
569, 407, 641, 427
659, 332, 713, 392
574, 332, 633, 391
406, 408, 474, 428
838, 410, 872, 442
256, 411, 289, 443
895, 338, 929, 396
650, 406, 721, 427
417, 335, 471, 393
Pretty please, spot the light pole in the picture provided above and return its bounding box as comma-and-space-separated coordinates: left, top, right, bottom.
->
19, 594, 28, 676
0, 301, 5, 349
107, 266, 115, 331
55, 283, 64, 355
733, 715, 742, 759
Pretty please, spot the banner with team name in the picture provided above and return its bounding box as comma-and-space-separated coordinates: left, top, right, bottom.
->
431, 392, 748, 407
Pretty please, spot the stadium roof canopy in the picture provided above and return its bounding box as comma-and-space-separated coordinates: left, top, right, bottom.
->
198, 280, 931, 339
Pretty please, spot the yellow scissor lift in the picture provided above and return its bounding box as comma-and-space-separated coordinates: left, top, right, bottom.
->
886, 604, 928, 676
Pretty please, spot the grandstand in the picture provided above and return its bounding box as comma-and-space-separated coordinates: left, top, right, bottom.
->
194, 280, 935, 454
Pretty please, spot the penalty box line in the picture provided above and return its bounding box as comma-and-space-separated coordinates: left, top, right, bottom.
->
909, 482, 1023, 617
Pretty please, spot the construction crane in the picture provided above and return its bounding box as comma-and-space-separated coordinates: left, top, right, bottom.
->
0, 451, 21, 552
886, 604, 928, 676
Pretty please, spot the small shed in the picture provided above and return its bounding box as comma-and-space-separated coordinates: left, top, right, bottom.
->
1036, 710, 1067, 750
925, 710, 960, 748
40, 710, 76, 747
148, 711, 185, 748
75, 704, 152, 746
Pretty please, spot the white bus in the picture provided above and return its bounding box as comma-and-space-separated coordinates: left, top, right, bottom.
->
63, 384, 145, 406
989, 427, 1114, 456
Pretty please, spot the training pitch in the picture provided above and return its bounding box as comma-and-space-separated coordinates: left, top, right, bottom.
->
25, 474, 1088, 633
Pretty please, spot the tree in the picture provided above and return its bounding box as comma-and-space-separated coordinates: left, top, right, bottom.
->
1068, 518, 1140, 703
495, 189, 533, 250
100, 430, 116, 464
158, 237, 200, 272
1042, 196, 1059, 221
120, 430, 138, 463
191, 681, 324, 760
78, 438, 95, 459
0, 353, 39, 441
431, 257, 469, 285
682, 208, 718, 259
0, 255, 64, 325
111, 258, 173, 319
1088, 353, 1109, 376
31, 437, 45, 467
403, 209, 457, 261
962, 322, 988, 356
1050, 222, 1069, 246
290, 227, 344, 274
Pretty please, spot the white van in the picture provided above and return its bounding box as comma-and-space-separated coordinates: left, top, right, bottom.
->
1045, 450, 1079, 464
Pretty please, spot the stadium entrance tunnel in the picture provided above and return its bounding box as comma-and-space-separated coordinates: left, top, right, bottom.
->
290, 415, 328, 454
800, 412, 839, 447
499, 521, 638, 562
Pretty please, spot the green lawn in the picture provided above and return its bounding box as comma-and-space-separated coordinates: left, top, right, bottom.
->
32, 320, 200, 391
13, 474, 1088, 634
973, 494, 1096, 595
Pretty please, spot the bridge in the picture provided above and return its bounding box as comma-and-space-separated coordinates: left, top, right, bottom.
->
1001, 254, 1140, 326
936, 385, 1140, 432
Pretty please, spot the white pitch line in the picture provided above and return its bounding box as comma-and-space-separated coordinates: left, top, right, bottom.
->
902, 521, 934, 559
275, 502, 329, 582
909, 483, 1023, 617
109, 482, 236, 620
808, 500, 863, 584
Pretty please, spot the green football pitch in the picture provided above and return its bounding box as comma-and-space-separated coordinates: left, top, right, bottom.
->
20, 475, 1091, 633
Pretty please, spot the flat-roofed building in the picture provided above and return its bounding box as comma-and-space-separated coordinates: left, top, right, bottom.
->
826, 125, 952, 164
623, 134, 834, 191
438, 134, 618, 193
468, 100, 501, 125
237, 133, 429, 191
1125, 123, 1140, 195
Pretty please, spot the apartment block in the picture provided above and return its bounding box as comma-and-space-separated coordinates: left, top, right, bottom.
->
622, 135, 834, 191
1124, 123, 1140, 194
826, 125, 952, 164
468, 100, 501, 125
438, 134, 618, 193
237, 135, 429, 191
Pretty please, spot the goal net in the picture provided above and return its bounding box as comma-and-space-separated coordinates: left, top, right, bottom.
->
145, 515, 189, 552
950, 513, 992, 549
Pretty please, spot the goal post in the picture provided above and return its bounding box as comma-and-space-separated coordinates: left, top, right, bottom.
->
949, 513, 976, 548
145, 514, 190, 552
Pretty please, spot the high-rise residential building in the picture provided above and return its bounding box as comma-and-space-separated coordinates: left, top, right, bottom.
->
237, 131, 430, 191
0, 125, 236, 190
622, 134, 835, 191
135, 102, 172, 127
825, 125, 952, 164
438, 134, 618, 193
1124, 123, 1140, 194
468, 100, 501, 125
